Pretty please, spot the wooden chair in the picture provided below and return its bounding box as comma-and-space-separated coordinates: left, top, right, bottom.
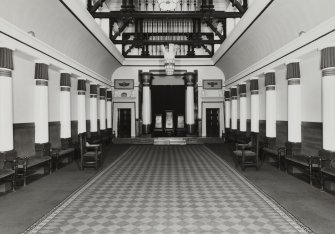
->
79, 134, 102, 170
233, 133, 260, 171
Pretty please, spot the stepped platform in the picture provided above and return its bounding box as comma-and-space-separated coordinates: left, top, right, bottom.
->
113, 137, 224, 145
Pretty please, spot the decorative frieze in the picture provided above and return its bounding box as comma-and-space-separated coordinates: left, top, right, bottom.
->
115, 79, 135, 89
203, 80, 222, 89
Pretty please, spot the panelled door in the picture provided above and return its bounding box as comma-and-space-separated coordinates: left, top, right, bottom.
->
118, 108, 131, 138
206, 108, 220, 137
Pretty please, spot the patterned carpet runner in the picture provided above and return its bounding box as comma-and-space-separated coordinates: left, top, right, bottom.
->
26, 145, 311, 234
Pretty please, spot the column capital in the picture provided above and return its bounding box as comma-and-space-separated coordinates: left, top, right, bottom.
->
239, 82, 247, 96
184, 72, 196, 86
77, 79, 86, 94
265, 72, 276, 87
250, 78, 259, 92
90, 84, 98, 95
107, 90, 112, 101
0, 47, 14, 70
230, 86, 237, 98
99, 87, 106, 98
286, 61, 301, 80
224, 90, 230, 100
141, 72, 153, 86
34, 63, 49, 80
321, 46, 335, 70
60, 73, 71, 87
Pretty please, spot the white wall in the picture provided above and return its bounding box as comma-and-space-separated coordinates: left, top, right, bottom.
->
258, 75, 266, 121
48, 68, 60, 122
0, 0, 121, 79
300, 50, 322, 122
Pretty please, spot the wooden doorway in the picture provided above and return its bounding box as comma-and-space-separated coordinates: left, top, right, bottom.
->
118, 108, 131, 138
206, 108, 220, 137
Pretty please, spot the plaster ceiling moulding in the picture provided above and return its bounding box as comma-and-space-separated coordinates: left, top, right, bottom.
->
34, 59, 50, 65
0, 41, 16, 51
264, 69, 275, 75
60, 69, 72, 75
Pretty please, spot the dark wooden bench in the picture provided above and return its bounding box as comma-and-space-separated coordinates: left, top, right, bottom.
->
16, 149, 52, 186
320, 154, 335, 191
0, 152, 17, 192
13, 124, 52, 186
50, 147, 75, 170
262, 140, 286, 170
49, 123, 75, 170
285, 122, 322, 185
261, 121, 288, 169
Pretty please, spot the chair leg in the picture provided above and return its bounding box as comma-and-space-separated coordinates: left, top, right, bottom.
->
12, 175, 15, 192
309, 163, 313, 185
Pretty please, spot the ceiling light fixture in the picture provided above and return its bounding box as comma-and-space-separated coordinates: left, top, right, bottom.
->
157, 0, 179, 11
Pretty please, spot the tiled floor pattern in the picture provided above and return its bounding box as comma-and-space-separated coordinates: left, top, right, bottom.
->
26, 145, 311, 234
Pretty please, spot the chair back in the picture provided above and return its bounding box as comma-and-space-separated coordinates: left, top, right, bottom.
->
79, 133, 87, 155
251, 132, 259, 163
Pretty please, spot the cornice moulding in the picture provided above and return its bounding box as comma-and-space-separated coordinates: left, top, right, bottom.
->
0, 18, 112, 87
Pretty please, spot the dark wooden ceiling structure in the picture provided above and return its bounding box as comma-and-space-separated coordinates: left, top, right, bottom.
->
87, 0, 247, 58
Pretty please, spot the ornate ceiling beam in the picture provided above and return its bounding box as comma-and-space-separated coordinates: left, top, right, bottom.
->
111, 19, 132, 41
229, 0, 247, 13
113, 40, 222, 45
205, 21, 225, 41
92, 11, 243, 19
89, 0, 107, 13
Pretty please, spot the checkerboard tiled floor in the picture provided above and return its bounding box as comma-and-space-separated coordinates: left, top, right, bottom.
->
26, 145, 311, 234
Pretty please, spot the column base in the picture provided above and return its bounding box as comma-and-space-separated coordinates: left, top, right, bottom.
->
0, 149, 17, 161
198, 119, 202, 137
142, 124, 152, 135
265, 137, 276, 147
319, 149, 335, 158
135, 119, 140, 137
285, 141, 302, 155
35, 142, 51, 157
61, 138, 72, 149
186, 124, 196, 135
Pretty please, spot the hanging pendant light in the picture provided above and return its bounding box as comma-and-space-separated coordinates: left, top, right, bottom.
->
157, 0, 179, 11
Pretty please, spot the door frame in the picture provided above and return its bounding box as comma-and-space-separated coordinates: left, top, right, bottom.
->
117, 108, 132, 138
201, 101, 224, 137
112, 102, 136, 138
206, 108, 220, 137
